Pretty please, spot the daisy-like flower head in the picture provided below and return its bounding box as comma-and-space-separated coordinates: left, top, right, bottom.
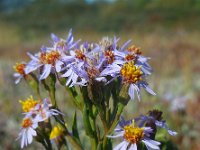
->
19, 96, 39, 113
13, 62, 26, 84
25, 29, 80, 80
108, 118, 160, 150
17, 117, 38, 149
100, 60, 155, 101
50, 29, 80, 51
25, 47, 65, 80
25, 98, 62, 122
135, 109, 177, 136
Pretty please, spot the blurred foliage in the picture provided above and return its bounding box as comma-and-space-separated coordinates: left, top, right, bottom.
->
0, 0, 200, 38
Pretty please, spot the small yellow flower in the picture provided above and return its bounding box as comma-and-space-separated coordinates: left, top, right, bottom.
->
19, 96, 39, 112
50, 125, 64, 140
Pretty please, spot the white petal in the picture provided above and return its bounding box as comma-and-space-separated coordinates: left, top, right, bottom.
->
15, 77, 21, 84
128, 84, 135, 100
55, 60, 63, 72
27, 128, 33, 144
121, 40, 131, 51
144, 86, 156, 96
107, 131, 124, 138
129, 143, 137, 150
134, 84, 141, 101
39, 64, 52, 80
142, 140, 160, 150
114, 141, 128, 150
13, 73, 20, 77
27, 52, 39, 61
25, 61, 42, 74
62, 68, 72, 77
21, 131, 25, 148
66, 72, 74, 86
121, 141, 129, 150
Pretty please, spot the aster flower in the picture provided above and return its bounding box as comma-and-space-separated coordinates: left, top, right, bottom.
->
100, 61, 155, 100
20, 96, 62, 122
114, 42, 153, 75
25, 29, 81, 80
25, 47, 65, 80
108, 118, 160, 150
17, 117, 38, 149
50, 29, 80, 51
135, 110, 177, 136
25, 98, 62, 122
13, 62, 27, 84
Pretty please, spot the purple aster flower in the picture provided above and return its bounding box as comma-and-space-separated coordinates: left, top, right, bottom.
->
108, 118, 160, 150
17, 117, 38, 149
50, 29, 81, 51
100, 61, 155, 101
13, 62, 27, 84
135, 110, 177, 136
25, 47, 65, 80
24, 98, 63, 122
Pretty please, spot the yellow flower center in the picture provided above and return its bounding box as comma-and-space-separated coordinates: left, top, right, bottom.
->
124, 125, 144, 144
120, 61, 143, 84
13, 63, 26, 75
40, 51, 60, 65
75, 49, 86, 60
21, 118, 33, 128
50, 126, 64, 140
104, 50, 115, 64
125, 54, 136, 61
127, 45, 142, 55
19, 96, 39, 112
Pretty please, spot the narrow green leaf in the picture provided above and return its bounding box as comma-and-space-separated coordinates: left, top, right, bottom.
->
72, 112, 81, 142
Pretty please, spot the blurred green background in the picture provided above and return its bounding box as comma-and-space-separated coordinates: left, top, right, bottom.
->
0, 0, 200, 149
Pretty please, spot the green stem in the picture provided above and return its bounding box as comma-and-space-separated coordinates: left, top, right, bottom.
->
108, 102, 125, 134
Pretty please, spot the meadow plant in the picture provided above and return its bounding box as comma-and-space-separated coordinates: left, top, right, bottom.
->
13, 29, 177, 150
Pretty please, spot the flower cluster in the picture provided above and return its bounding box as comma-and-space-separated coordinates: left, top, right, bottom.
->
14, 29, 155, 101
17, 96, 61, 148
14, 30, 177, 150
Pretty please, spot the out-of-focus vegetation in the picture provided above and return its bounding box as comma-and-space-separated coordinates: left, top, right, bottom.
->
0, 0, 200, 149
